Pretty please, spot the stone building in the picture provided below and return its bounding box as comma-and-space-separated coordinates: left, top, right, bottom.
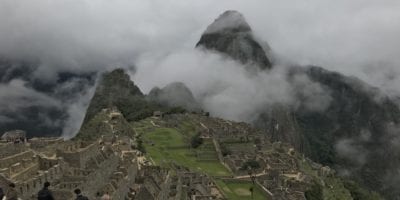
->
0, 136, 139, 200
1, 130, 27, 143
132, 165, 221, 200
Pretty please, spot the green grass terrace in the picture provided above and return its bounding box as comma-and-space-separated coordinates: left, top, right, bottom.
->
141, 127, 232, 177
215, 179, 271, 200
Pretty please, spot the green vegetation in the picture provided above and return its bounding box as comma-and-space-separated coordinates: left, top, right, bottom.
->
220, 143, 232, 156
343, 180, 383, 200
83, 68, 155, 123
299, 155, 382, 200
321, 177, 353, 200
142, 128, 231, 176
196, 138, 219, 161
304, 177, 356, 200
136, 138, 146, 153
176, 120, 197, 137
76, 109, 134, 140
298, 159, 318, 177
164, 106, 186, 115
215, 180, 269, 200
240, 160, 261, 170
305, 181, 323, 200
190, 133, 204, 148
82, 69, 189, 124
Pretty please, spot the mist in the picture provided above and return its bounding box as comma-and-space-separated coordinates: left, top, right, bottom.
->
1, 0, 400, 137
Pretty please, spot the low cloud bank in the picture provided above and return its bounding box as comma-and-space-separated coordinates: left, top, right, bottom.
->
0, 0, 399, 138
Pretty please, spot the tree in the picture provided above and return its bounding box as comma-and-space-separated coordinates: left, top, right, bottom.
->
343, 179, 383, 200
240, 160, 260, 170
220, 144, 232, 156
190, 133, 203, 148
304, 181, 323, 200
137, 138, 146, 153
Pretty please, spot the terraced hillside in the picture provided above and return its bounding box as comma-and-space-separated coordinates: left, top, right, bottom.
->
130, 113, 382, 200
75, 67, 382, 200
134, 119, 231, 177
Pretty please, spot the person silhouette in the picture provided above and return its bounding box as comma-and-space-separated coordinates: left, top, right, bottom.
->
74, 189, 89, 200
37, 182, 54, 200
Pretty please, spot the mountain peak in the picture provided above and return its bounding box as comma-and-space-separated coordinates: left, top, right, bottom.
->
147, 82, 200, 111
204, 10, 251, 34
196, 10, 271, 70
81, 68, 145, 123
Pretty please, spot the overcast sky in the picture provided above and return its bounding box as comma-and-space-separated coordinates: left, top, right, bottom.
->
1, 0, 399, 82
1, 0, 400, 136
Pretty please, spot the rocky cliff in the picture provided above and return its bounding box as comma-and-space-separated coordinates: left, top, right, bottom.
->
196, 10, 272, 70
82, 68, 155, 123
198, 10, 400, 199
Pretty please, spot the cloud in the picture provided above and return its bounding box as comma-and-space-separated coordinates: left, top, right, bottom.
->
335, 137, 368, 166
0, 115, 14, 124
134, 49, 296, 122
0, 79, 61, 112
61, 84, 95, 139
0, 0, 400, 137
1, 0, 399, 80
289, 73, 333, 112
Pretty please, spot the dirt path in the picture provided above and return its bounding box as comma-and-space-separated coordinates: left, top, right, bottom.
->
150, 120, 160, 127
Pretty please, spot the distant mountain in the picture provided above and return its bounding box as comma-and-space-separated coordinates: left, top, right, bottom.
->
77, 69, 191, 140
147, 82, 200, 111
199, 10, 400, 199
196, 10, 272, 70
82, 68, 155, 123
255, 66, 400, 198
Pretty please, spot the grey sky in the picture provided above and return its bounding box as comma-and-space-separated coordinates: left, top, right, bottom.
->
0, 0, 400, 135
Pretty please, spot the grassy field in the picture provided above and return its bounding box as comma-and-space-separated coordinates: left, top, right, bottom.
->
142, 127, 232, 176
216, 180, 270, 200
322, 177, 353, 199
196, 138, 219, 161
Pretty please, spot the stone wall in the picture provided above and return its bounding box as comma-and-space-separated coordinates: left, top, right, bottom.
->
57, 142, 100, 168
82, 154, 119, 198
1, 160, 68, 200
0, 138, 144, 200
110, 162, 138, 200
29, 137, 64, 149
52, 189, 74, 200
0, 150, 35, 169
0, 143, 28, 159
38, 156, 59, 170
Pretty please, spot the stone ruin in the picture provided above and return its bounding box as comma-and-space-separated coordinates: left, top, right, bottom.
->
132, 165, 221, 200
1, 130, 27, 143
0, 135, 139, 200
0, 112, 341, 200
0, 133, 222, 200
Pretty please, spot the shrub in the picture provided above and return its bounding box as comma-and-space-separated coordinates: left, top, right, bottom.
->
190, 133, 203, 148
304, 181, 323, 200
240, 160, 260, 170
220, 143, 232, 156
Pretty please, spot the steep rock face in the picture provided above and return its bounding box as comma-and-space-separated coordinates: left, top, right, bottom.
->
147, 82, 200, 111
293, 66, 400, 198
255, 66, 400, 199
254, 104, 305, 151
79, 69, 197, 140
196, 10, 271, 70
198, 10, 400, 198
82, 68, 156, 123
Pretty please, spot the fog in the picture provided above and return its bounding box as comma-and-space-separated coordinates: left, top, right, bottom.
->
1, 0, 400, 136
